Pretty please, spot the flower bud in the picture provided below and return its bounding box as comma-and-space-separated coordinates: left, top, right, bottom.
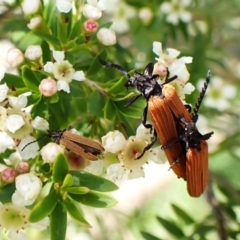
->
39, 78, 58, 97
138, 7, 153, 25
27, 15, 43, 30
82, 4, 102, 20
21, 0, 41, 15
31, 116, 49, 131
97, 28, 116, 46
56, 0, 73, 13
1, 168, 17, 183
83, 19, 99, 33
25, 45, 42, 60
6, 48, 24, 68
16, 162, 30, 174
40, 142, 64, 163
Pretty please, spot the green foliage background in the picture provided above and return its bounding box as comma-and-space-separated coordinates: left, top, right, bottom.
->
1, 0, 240, 239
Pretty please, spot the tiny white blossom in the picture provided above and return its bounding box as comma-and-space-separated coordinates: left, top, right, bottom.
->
101, 130, 126, 153
97, 28, 116, 46
138, 7, 153, 25
21, 0, 41, 15
25, 45, 42, 60
8, 95, 28, 109
18, 136, 39, 160
6, 48, 24, 68
0, 83, 8, 102
0, 132, 15, 153
31, 116, 49, 131
40, 142, 64, 163
12, 173, 42, 206
6, 115, 25, 133
56, 0, 73, 13
82, 4, 102, 20
0, 65, 6, 82
53, 61, 74, 82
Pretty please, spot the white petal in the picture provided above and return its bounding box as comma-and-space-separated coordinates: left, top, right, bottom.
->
73, 71, 85, 81
97, 0, 106, 10
6, 115, 25, 133
12, 190, 34, 206
31, 116, 49, 131
0, 83, 8, 102
106, 163, 130, 183
84, 160, 104, 175
166, 14, 179, 25
128, 167, 144, 179
0, 132, 15, 153
152, 41, 162, 57
43, 62, 54, 73
179, 56, 193, 64
135, 123, 153, 142
57, 80, 70, 93
30, 217, 49, 230
148, 146, 167, 164
82, 4, 102, 20
8, 229, 29, 240
18, 135, 39, 160
0, 65, 6, 82
56, 0, 72, 13
166, 48, 180, 58
52, 50, 65, 62
183, 82, 195, 95
8, 95, 28, 109
160, 2, 171, 13
180, 11, 192, 23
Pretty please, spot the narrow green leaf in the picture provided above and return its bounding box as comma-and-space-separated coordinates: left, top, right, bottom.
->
70, 171, 118, 192
52, 154, 69, 183
107, 76, 127, 95
64, 197, 91, 228
29, 189, 58, 222
32, 30, 61, 48
41, 40, 51, 63
30, 96, 48, 119
171, 204, 195, 224
1, 73, 25, 88
50, 198, 67, 240
63, 186, 90, 194
87, 90, 105, 116
141, 232, 162, 240
103, 99, 116, 121
69, 190, 117, 208
22, 66, 40, 93
0, 183, 15, 203
156, 217, 185, 238
62, 174, 73, 189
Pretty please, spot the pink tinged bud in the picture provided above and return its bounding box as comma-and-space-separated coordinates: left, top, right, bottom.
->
153, 62, 168, 76
97, 28, 116, 46
40, 142, 64, 163
83, 19, 99, 33
6, 48, 24, 68
25, 45, 42, 60
1, 168, 17, 183
16, 162, 30, 174
39, 78, 57, 96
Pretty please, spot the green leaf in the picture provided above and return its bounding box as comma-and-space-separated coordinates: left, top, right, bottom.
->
0, 183, 15, 203
141, 232, 162, 240
52, 154, 69, 183
107, 76, 127, 95
1, 73, 25, 88
64, 197, 91, 228
171, 204, 194, 224
63, 186, 90, 194
50, 198, 67, 240
70, 171, 118, 192
69, 190, 117, 208
87, 90, 105, 116
156, 217, 185, 238
41, 40, 51, 63
29, 189, 58, 222
30, 96, 48, 119
103, 99, 116, 121
86, 50, 107, 77
22, 66, 40, 93
32, 30, 61, 48
62, 174, 73, 189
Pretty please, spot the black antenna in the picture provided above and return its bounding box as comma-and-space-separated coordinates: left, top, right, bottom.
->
192, 70, 211, 117
21, 134, 50, 151
98, 57, 130, 78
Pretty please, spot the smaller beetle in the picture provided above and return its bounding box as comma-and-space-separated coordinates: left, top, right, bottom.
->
22, 129, 104, 161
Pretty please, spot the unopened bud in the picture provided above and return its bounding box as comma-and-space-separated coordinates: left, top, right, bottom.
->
39, 78, 57, 96
6, 48, 24, 68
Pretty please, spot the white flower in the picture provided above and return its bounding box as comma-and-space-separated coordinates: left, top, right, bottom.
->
40, 142, 64, 163
27, 15, 43, 30
197, 75, 237, 111
43, 51, 85, 93
17, 135, 39, 160
21, 0, 41, 15
0, 65, 6, 82
160, 0, 192, 25
97, 28, 116, 46
87, 0, 106, 11
31, 116, 49, 131
25, 45, 42, 60
0, 132, 15, 153
138, 7, 153, 25
84, 160, 104, 175
56, 0, 73, 13
6, 115, 25, 133
6, 48, 24, 68
106, 163, 130, 183
82, 4, 102, 20
12, 173, 42, 206
8, 95, 28, 109
0, 83, 8, 102
101, 130, 126, 153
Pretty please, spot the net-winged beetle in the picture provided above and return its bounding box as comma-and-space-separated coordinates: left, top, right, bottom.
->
22, 129, 104, 160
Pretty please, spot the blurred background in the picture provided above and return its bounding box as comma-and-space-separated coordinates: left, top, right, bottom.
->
1, 0, 240, 239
